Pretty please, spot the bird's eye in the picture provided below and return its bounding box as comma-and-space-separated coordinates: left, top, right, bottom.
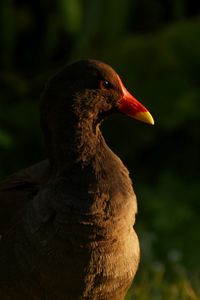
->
100, 80, 112, 90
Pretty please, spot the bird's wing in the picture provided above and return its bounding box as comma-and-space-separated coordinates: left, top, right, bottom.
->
0, 159, 50, 234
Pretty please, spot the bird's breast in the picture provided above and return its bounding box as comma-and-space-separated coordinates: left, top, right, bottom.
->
19, 189, 139, 299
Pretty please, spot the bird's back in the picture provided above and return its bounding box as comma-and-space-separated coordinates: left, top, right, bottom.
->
0, 160, 50, 299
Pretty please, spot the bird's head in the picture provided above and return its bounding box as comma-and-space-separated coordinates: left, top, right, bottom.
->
41, 59, 154, 166
41, 59, 154, 129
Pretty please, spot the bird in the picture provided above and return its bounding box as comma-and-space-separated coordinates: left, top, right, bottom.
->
0, 59, 154, 300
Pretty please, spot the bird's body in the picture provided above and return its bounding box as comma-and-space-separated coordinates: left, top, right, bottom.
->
0, 60, 153, 299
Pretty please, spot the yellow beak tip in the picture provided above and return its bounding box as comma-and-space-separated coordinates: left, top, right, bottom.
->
134, 111, 155, 125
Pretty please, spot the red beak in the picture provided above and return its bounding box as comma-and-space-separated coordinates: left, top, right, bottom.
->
117, 75, 154, 125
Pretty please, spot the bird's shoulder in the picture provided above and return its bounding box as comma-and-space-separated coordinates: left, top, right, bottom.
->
0, 159, 50, 234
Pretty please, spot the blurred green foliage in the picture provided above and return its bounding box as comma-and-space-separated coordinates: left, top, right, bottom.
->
0, 0, 200, 298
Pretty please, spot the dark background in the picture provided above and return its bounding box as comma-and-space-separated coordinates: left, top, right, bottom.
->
0, 0, 200, 298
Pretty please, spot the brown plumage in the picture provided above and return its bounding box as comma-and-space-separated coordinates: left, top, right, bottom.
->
0, 60, 153, 300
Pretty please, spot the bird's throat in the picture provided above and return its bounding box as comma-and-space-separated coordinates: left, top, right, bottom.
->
49, 118, 101, 175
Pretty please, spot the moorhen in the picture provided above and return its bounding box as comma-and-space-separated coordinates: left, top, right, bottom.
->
0, 60, 154, 300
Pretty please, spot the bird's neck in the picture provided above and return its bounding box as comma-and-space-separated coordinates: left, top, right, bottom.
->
48, 117, 103, 175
